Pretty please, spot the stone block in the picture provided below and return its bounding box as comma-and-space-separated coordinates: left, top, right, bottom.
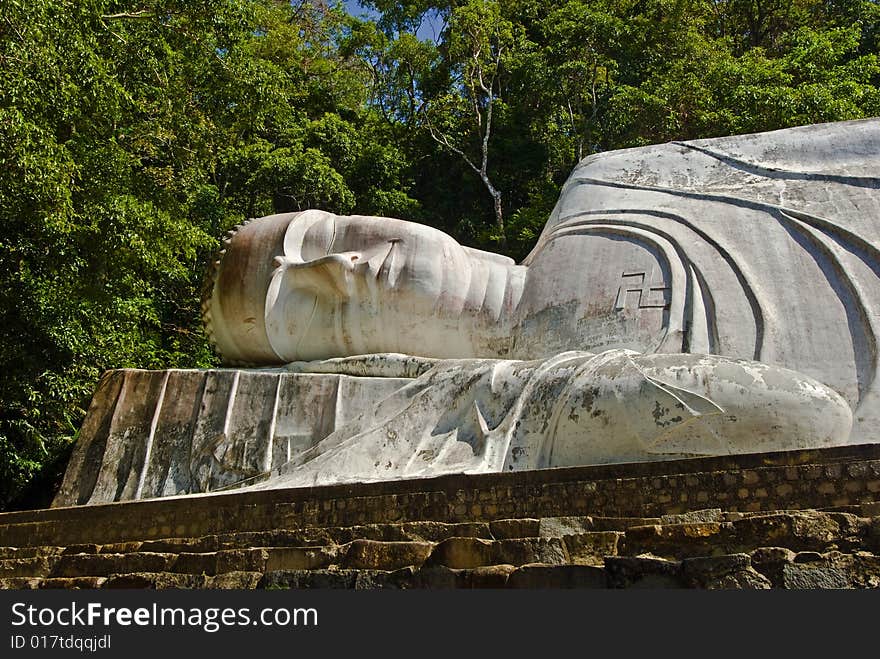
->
507, 565, 607, 589
624, 522, 730, 558
563, 532, 622, 565
33, 577, 106, 589
104, 572, 209, 589
0, 578, 42, 589
538, 516, 595, 537
329, 524, 403, 543
495, 538, 567, 566
660, 509, 723, 525
141, 536, 220, 554
427, 537, 495, 569
406, 566, 462, 588
780, 564, 851, 589
52, 552, 176, 578
206, 571, 263, 589
400, 521, 491, 542
489, 519, 541, 539
605, 556, 682, 588
264, 546, 338, 571
351, 568, 416, 589
172, 552, 220, 575
590, 517, 660, 531
0, 546, 64, 560
731, 511, 861, 553
0, 557, 60, 578
680, 554, 771, 589
460, 565, 516, 588
215, 549, 269, 574
750, 547, 796, 586
98, 542, 142, 554
259, 570, 359, 589
341, 540, 432, 571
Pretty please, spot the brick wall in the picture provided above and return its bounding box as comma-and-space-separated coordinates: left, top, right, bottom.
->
2, 444, 879, 549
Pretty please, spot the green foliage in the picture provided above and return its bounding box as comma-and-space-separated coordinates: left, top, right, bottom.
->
0, 0, 416, 510
2, 0, 878, 508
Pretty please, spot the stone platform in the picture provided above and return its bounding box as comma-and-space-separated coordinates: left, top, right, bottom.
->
2, 444, 880, 589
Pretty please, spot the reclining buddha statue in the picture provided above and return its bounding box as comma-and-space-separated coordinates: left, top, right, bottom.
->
54, 118, 880, 505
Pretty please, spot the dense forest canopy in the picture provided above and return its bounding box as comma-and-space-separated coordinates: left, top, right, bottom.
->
1, 0, 878, 510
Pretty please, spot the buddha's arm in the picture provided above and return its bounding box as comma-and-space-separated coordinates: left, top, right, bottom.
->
282, 353, 441, 379
508, 350, 853, 470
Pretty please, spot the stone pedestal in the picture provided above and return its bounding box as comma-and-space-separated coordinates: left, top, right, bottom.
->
53, 368, 409, 506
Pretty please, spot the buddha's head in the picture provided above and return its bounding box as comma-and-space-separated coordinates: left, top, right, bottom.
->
203, 210, 525, 364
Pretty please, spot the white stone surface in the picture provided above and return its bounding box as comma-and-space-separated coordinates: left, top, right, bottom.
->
251, 350, 851, 491
205, 119, 880, 442
52, 369, 409, 506
57, 119, 880, 504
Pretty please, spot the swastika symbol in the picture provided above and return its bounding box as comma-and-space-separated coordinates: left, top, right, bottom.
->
614, 271, 670, 311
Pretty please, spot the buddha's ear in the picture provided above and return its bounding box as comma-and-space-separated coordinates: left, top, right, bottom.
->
274, 254, 357, 300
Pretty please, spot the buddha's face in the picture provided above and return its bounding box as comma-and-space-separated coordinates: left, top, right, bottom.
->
264, 210, 480, 360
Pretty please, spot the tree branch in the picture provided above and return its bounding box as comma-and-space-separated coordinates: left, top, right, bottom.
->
101, 11, 154, 20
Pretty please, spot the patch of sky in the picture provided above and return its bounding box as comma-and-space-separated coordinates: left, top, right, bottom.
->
341, 1, 445, 41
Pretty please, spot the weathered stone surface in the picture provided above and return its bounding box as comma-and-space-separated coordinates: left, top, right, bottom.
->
507, 565, 607, 589
141, 537, 222, 554
171, 548, 269, 575
172, 552, 221, 575
401, 521, 492, 542
259, 570, 359, 589
341, 540, 432, 571
62, 544, 102, 555
780, 564, 852, 589
624, 522, 731, 558
661, 509, 723, 525
538, 516, 595, 537
61, 121, 880, 506
215, 549, 270, 574
402, 566, 461, 589
104, 572, 209, 589
0, 577, 42, 589
730, 512, 864, 552
680, 554, 771, 589
563, 532, 622, 565
264, 546, 338, 571
350, 568, 415, 590
0, 546, 64, 560
39, 577, 107, 589
460, 565, 517, 588
489, 519, 541, 539
495, 538, 567, 566
750, 547, 797, 586
865, 517, 880, 553
328, 524, 409, 543
206, 572, 263, 589
605, 556, 683, 588
219, 529, 334, 549
0, 557, 60, 578
427, 538, 495, 569
589, 517, 661, 531
844, 554, 880, 588
8, 446, 880, 552
98, 542, 143, 554
407, 565, 517, 589
52, 552, 176, 578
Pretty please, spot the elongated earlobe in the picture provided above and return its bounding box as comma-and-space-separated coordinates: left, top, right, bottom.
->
274, 253, 358, 299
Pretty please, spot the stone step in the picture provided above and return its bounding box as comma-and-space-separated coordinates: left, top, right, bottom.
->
0, 515, 657, 551
0, 532, 626, 581
1, 505, 878, 588
623, 510, 871, 558
0, 515, 650, 558
2, 548, 878, 589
